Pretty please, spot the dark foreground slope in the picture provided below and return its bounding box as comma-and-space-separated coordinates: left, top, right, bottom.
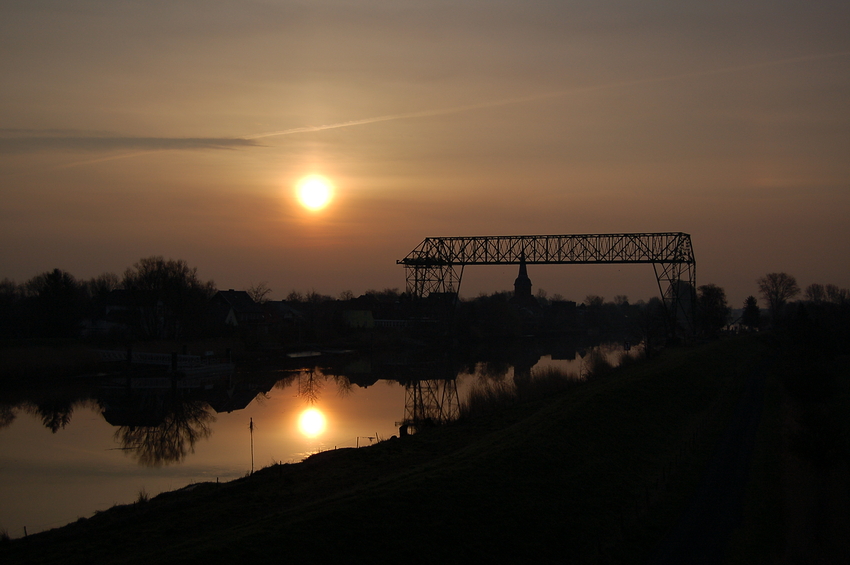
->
3, 335, 844, 564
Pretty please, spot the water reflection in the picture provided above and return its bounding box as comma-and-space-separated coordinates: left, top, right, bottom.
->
400, 379, 459, 435
0, 403, 14, 429
27, 398, 76, 433
113, 400, 214, 466
0, 339, 636, 466
297, 407, 327, 437
294, 368, 352, 404
12, 390, 92, 434
95, 370, 272, 466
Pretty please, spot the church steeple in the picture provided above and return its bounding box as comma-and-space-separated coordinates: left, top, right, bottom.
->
509, 252, 541, 313
514, 252, 532, 298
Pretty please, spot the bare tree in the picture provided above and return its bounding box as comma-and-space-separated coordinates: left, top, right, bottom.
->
306, 290, 332, 303
84, 272, 120, 299
365, 288, 401, 301
286, 290, 305, 302
805, 283, 826, 303
757, 272, 800, 323
122, 256, 216, 339
825, 284, 849, 304
247, 281, 272, 304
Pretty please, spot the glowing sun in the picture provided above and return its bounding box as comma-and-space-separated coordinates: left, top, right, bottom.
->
297, 408, 327, 437
295, 175, 334, 211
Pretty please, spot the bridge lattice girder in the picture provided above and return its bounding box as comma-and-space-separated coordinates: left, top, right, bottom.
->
400, 379, 460, 432
398, 233, 694, 266
397, 232, 696, 335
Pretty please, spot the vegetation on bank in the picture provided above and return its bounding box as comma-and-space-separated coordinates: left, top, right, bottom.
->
458, 347, 627, 420
5, 333, 844, 564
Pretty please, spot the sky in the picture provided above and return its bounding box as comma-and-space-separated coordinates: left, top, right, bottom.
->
2, 0, 849, 307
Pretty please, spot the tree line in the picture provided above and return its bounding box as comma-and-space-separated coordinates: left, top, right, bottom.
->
753, 272, 849, 324
2, 255, 846, 346
0, 257, 214, 341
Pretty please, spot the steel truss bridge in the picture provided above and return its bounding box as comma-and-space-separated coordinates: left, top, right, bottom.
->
397, 232, 696, 335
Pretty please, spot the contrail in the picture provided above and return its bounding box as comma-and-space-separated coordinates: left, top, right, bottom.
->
16, 49, 847, 174
244, 100, 535, 140
247, 50, 850, 140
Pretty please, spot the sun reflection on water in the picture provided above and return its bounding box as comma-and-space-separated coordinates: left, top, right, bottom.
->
297, 407, 327, 438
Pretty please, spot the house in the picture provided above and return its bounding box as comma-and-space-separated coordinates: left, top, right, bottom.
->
210, 290, 271, 333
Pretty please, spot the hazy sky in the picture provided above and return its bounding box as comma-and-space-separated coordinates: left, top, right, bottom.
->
2, 1, 849, 306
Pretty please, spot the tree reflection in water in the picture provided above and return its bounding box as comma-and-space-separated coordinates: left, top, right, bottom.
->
30, 399, 74, 433
292, 368, 352, 404
0, 403, 16, 430
115, 400, 214, 467
297, 369, 323, 404
24, 396, 94, 433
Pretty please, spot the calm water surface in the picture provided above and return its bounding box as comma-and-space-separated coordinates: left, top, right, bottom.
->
0, 344, 628, 538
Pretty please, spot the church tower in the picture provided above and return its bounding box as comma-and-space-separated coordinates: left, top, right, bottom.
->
514, 253, 532, 299
508, 253, 541, 315
509, 253, 540, 312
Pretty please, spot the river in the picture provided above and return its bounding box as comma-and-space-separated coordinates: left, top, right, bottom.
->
0, 342, 631, 538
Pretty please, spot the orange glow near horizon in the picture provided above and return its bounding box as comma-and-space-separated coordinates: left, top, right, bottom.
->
297, 407, 328, 437
295, 175, 334, 211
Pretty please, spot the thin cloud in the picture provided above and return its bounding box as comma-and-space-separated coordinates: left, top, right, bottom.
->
249, 50, 850, 140
0, 135, 261, 154
10, 50, 847, 169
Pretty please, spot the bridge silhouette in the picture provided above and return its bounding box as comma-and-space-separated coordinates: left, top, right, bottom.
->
398, 232, 697, 336
395, 233, 697, 432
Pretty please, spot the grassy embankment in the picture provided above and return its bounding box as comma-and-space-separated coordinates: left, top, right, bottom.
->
3, 334, 844, 564
727, 332, 850, 564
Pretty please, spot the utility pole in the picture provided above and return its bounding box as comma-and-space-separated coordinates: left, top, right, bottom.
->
249, 417, 254, 475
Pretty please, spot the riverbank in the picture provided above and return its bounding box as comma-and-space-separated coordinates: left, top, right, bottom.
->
3, 334, 846, 564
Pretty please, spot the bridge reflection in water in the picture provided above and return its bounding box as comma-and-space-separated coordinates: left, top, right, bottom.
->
0, 341, 634, 538
399, 379, 459, 435
95, 341, 626, 461
15, 342, 627, 467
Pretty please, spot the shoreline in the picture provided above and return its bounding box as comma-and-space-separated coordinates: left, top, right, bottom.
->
3, 335, 847, 563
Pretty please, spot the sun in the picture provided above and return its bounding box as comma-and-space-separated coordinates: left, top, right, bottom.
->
295, 175, 334, 211
297, 408, 327, 438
